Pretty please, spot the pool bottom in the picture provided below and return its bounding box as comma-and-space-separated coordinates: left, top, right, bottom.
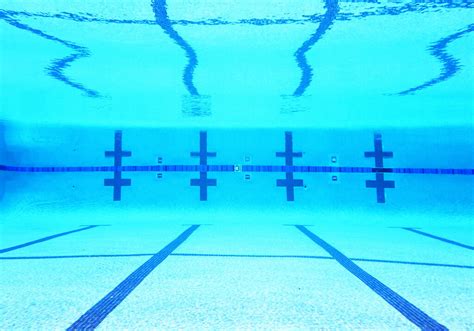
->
0, 210, 472, 330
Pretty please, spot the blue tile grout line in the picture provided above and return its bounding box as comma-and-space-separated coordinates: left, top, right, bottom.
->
0, 225, 102, 254
295, 225, 448, 330
67, 224, 200, 330
1, 164, 472, 174
401, 227, 474, 251
2, 252, 472, 269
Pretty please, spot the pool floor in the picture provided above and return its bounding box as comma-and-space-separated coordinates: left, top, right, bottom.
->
1, 212, 472, 330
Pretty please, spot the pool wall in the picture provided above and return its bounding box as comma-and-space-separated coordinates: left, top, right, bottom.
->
1, 123, 472, 216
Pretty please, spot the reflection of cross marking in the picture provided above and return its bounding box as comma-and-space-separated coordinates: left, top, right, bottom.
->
104, 131, 131, 201
364, 133, 394, 203
276, 132, 303, 201
190, 131, 216, 201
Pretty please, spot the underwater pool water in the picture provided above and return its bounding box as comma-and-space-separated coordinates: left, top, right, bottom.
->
0, 0, 473, 330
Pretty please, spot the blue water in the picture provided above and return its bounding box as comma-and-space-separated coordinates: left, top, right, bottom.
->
0, 0, 473, 330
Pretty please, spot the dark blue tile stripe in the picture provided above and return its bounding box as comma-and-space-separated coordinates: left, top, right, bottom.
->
349, 257, 473, 270
67, 225, 200, 330
0, 253, 154, 259
2, 252, 472, 270
295, 225, 448, 330
402, 227, 474, 251
170, 253, 474, 269
0, 164, 472, 175
0, 225, 100, 254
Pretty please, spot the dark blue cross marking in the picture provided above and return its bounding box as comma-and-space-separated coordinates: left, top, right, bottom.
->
67, 224, 200, 330
276, 132, 303, 201
401, 227, 474, 251
190, 131, 216, 201
0, 225, 101, 254
104, 131, 131, 201
277, 177, 304, 201
366, 173, 395, 203
364, 133, 393, 167
295, 225, 448, 330
364, 133, 395, 203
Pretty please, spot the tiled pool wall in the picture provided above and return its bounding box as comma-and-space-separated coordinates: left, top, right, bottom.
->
0, 124, 473, 213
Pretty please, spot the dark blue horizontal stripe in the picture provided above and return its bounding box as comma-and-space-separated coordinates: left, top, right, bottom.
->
1, 252, 472, 269
0, 225, 101, 254
0, 164, 472, 175
0, 253, 153, 259
171, 253, 474, 269
401, 227, 474, 250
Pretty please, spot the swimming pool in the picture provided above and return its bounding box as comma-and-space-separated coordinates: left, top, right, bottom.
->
1, 0, 473, 329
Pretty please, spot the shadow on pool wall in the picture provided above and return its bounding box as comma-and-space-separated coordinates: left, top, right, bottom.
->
0, 122, 472, 217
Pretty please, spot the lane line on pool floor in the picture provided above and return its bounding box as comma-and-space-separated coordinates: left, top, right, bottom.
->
171, 253, 474, 270
2, 252, 472, 269
67, 224, 200, 330
294, 225, 448, 330
400, 227, 474, 251
0, 225, 103, 254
